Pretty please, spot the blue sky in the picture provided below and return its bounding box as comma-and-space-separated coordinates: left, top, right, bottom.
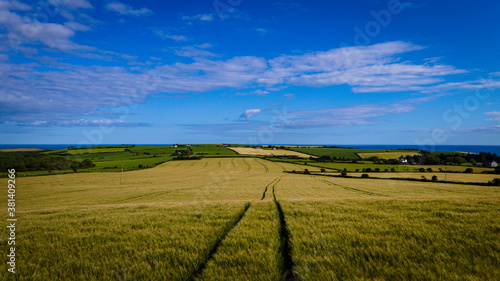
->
1, 0, 499, 145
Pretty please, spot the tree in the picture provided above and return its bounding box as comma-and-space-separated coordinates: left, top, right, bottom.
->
464, 168, 473, 173
419, 168, 425, 172
361, 174, 369, 178
452, 156, 466, 165
432, 175, 438, 181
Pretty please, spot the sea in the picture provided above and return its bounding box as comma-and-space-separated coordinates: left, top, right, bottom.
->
0, 144, 499, 155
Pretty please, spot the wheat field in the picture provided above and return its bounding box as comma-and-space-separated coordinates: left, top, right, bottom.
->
1, 158, 499, 280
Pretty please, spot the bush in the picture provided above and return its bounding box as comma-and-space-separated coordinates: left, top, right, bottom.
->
291, 170, 296, 173
320, 168, 326, 172
464, 168, 473, 173
419, 168, 425, 172
361, 174, 369, 178
432, 175, 438, 181
341, 171, 347, 177
426, 168, 433, 172
490, 178, 500, 186
390, 168, 395, 172
365, 168, 372, 172
384, 169, 389, 172
421, 175, 427, 180
304, 169, 310, 174
355, 169, 359, 172
375, 168, 380, 172
138, 164, 144, 169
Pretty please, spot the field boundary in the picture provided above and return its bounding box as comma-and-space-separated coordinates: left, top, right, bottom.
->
289, 171, 500, 187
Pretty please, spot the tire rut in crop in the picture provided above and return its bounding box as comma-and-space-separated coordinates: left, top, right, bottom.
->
320, 179, 388, 197
272, 178, 296, 280
255, 158, 270, 173
186, 202, 251, 281
261, 177, 280, 200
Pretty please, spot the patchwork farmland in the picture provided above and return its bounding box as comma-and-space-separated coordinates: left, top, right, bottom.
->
2, 157, 499, 280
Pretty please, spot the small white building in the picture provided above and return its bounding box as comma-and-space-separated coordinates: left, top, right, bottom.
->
397, 156, 408, 163
486, 161, 498, 168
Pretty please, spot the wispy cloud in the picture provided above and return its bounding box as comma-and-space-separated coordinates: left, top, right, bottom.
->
106, 2, 153, 16
15, 119, 147, 127
48, 0, 93, 10
2, 41, 500, 127
0, 2, 95, 51
182, 14, 215, 22
235, 89, 269, 96
154, 30, 188, 41
485, 111, 500, 122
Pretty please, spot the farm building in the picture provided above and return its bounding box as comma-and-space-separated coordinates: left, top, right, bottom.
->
396, 156, 408, 163
486, 161, 498, 168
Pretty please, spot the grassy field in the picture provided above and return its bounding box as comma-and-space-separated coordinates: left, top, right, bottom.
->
0, 148, 44, 152
228, 147, 314, 158
1, 157, 499, 280
357, 151, 420, 159
288, 147, 397, 160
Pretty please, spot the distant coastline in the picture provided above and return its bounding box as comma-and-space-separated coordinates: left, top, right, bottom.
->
0, 144, 499, 155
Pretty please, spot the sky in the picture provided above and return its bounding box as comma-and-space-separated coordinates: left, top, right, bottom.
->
0, 0, 499, 146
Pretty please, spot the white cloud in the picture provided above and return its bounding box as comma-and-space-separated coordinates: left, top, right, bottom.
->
18, 119, 145, 127
106, 2, 153, 16
485, 112, 500, 122
2, 41, 500, 126
240, 109, 262, 120
256, 28, 269, 35
48, 0, 93, 9
0, 0, 31, 11
154, 30, 187, 41
64, 21, 91, 31
235, 89, 269, 96
485, 112, 500, 116
182, 14, 215, 22
0, 3, 93, 51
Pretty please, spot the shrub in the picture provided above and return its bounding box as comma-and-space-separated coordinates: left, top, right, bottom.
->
361, 174, 369, 178
464, 168, 473, 173
365, 168, 372, 172
419, 168, 425, 172
138, 164, 144, 168
304, 169, 310, 174
291, 170, 296, 173
421, 175, 427, 180
341, 171, 347, 177
375, 168, 380, 172
432, 175, 438, 181
355, 169, 359, 172
390, 168, 395, 172
490, 178, 500, 186
320, 168, 326, 172
426, 168, 433, 172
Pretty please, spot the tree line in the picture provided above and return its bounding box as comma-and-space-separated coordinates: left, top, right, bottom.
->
0, 152, 95, 173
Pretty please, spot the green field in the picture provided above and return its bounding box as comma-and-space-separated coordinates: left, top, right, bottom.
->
1, 157, 499, 280
287, 147, 385, 160
357, 151, 420, 160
